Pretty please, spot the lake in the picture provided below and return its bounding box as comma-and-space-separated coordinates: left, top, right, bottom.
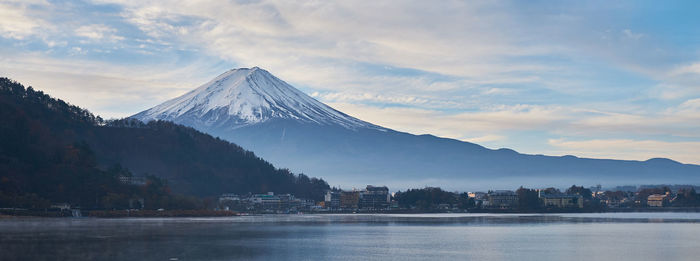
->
1, 212, 699, 260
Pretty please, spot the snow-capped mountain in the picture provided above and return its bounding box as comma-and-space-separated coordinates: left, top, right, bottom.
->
132, 67, 700, 190
133, 67, 382, 131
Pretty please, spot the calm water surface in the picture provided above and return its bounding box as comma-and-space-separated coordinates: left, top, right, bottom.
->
1, 212, 699, 260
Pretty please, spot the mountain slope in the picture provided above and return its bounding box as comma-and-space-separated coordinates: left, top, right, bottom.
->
0, 77, 329, 199
134, 67, 383, 131
132, 68, 700, 190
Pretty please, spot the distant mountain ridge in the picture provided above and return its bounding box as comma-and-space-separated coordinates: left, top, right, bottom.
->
132, 67, 700, 190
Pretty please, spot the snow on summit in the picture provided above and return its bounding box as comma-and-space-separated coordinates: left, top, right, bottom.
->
133, 67, 382, 130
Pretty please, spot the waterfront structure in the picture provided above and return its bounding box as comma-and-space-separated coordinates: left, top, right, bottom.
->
603, 197, 622, 208
647, 194, 670, 207
488, 190, 518, 208
359, 185, 390, 210
49, 203, 71, 210
216, 192, 317, 212
340, 190, 360, 209
468, 192, 487, 200
277, 194, 296, 210
128, 198, 145, 209
299, 199, 316, 211
218, 193, 244, 211
324, 191, 341, 209
250, 192, 282, 210
218, 193, 240, 203
597, 190, 636, 208
118, 175, 146, 186
468, 192, 488, 206
539, 193, 584, 208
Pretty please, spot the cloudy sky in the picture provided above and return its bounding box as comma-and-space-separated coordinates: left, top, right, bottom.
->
2, 0, 700, 164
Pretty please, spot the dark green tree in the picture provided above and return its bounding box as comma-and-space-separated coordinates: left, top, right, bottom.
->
516, 187, 541, 211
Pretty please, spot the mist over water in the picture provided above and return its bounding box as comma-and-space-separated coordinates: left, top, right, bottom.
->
1, 213, 699, 260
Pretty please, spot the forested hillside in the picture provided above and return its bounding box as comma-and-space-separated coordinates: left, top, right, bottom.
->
0, 78, 328, 209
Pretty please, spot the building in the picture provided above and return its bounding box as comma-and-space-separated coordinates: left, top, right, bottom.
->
603, 197, 622, 208
468, 192, 488, 200
599, 191, 629, 208
488, 190, 518, 208
539, 192, 584, 208
250, 192, 281, 210
324, 190, 341, 209
218, 194, 243, 211
340, 190, 360, 209
128, 198, 145, 209
218, 193, 240, 203
118, 175, 146, 186
359, 185, 390, 210
277, 194, 296, 210
612, 186, 638, 192
468, 192, 488, 207
647, 193, 670, 207
49, 203, 71, 210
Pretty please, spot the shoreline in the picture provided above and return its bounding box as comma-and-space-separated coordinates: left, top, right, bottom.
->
3, 207, 700, 219
0, 209, 239, 218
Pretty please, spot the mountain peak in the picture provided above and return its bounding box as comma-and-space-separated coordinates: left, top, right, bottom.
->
132, 67, 383, 130
222, 66, 262, 75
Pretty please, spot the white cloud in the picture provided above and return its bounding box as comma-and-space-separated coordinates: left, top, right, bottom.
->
652, 62, 700, 100
622, 29, 644, 40
2, 0, 700, 164
481, 87, 518, 96
670, 62, 700, 76
678, 98, 700, 111
325, 101, 700, 163
326, 102, 572, 142
0, 51, 225, 118
464, 134, 506, 143
93, 1, 698, 106
74, 24, 124, 42
69, 46, 87, 55
0, 3, 45, 40
96, 0, 557, 81
312, 92, 430, 106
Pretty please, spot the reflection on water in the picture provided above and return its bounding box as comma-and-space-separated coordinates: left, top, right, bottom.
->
1, 213, 699, 261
